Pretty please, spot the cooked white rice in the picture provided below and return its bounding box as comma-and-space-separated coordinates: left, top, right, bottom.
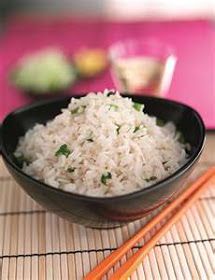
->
15, 90, 187, 197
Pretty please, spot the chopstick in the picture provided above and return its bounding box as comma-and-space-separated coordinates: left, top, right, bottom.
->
109, 173, 215, 280
84, 167, 215, 280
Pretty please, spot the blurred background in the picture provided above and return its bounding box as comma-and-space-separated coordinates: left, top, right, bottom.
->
1, 0, 214, 20
0, 0, 215, 128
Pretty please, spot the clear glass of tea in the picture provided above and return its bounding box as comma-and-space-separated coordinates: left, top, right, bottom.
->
109, 39, 177, 96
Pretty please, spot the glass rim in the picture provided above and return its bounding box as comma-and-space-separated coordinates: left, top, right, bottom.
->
109, 38, 177, 61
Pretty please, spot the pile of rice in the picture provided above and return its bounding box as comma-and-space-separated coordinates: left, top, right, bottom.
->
15, 90, 187, 197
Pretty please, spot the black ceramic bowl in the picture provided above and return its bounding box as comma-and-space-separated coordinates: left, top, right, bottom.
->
0, 94, 205, 228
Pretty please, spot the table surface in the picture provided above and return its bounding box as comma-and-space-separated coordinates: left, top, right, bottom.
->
0, 132, 214, 280
0, 18, 215, 129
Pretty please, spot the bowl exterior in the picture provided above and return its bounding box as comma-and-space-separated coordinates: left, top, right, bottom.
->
4, 158, 197, 228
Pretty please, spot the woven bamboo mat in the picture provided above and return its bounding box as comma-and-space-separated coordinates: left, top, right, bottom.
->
0, 135, 215, 280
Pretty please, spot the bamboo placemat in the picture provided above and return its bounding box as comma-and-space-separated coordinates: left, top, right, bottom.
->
0, 135, 215, 279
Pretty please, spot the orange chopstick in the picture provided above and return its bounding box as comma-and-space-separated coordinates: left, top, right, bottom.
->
109, 173, 215, 280
84, 167, 215, 280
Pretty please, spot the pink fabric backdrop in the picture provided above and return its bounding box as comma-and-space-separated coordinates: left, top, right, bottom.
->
0, 18, 214, 128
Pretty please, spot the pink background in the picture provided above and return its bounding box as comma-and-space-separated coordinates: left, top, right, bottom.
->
0, 18, 214, 128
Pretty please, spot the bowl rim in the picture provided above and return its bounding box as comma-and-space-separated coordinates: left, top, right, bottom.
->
1, 93, 206, 202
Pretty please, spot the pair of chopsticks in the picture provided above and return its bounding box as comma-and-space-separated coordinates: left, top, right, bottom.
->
85, 167, 215, 280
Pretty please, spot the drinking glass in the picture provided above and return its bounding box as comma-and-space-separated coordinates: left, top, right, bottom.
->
109, 39, 177, 96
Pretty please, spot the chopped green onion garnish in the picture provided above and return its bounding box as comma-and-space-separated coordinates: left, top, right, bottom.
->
71, 105, 86, 114
101, 172, 112, 185
156, 118, 165, 127
55, 144, 71, 158
67, 167, 76, 173
134, 125, 140, 133
178, 132, 185, 144
71, 107, 79, 114
15, 154, 29, 168
86, 131, 94, 142
107, 91, 115, 96
145, 176, 157, 182
108, 104, 118, 111
115, 124, 121, 135
133, 102, 142, 112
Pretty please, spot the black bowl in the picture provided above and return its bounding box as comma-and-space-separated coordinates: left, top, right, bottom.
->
0, 94, 205, 228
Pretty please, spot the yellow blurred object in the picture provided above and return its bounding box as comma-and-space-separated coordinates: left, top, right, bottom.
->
74, 49, 108, 78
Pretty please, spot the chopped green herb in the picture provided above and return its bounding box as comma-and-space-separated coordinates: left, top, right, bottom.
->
134, 125, 140, 133
86, 131, 94, 142
71, 107, 79, 114
115, 124, 121, 135
108, 104, 118, 111
156, 118, 165, 127
145, 176, 157, 182
15, 154, 29, 168
67, 167, 76, 173
178, 132, 185, 144
71, 105, 86, 114
107, 91, 115, 96
133, 102, 142, 112
55, 144, 71, 158
101, 172, 112, 185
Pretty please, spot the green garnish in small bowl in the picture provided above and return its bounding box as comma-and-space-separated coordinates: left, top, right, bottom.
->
10, 49, 77, 96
